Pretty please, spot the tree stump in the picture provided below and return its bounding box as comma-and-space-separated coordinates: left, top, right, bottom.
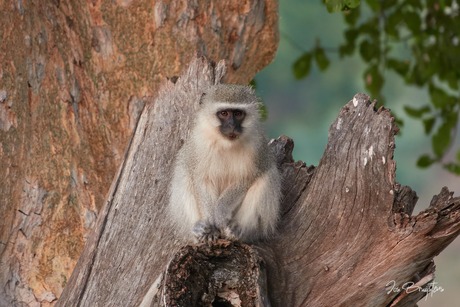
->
140, 241, 270, 307
57, 58, 460, 307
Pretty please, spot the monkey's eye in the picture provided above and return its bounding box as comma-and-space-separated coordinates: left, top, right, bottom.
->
233, 110, 244, 119
218, 110, 229, 118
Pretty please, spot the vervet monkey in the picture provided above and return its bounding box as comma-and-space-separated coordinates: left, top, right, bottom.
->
168, 84, 281, 243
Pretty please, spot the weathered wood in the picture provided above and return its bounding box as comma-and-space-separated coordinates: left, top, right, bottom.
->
262, 95, 460, 306
58, 58, 460, 306
0, 1, 278, 304
57, 57, 227, 306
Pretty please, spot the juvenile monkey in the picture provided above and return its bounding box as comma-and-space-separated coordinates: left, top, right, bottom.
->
168, 84, 281, 243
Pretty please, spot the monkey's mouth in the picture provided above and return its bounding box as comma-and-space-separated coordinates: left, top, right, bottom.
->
227, 133, 239, 140
219, 127, 242, 140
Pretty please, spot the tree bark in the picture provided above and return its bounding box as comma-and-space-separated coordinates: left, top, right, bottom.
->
264, 96, 460, 306
141, 241, 271, 307
57, 58, 460, 306
0, 1, 278, 305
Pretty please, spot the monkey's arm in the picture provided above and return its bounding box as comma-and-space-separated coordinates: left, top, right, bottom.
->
193, 166, 281, 242
192, 182, 249, 241
191, 181, 220, 242
214, 183, 249, 227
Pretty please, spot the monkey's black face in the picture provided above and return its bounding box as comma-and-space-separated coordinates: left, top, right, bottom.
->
216, 109, 246, 140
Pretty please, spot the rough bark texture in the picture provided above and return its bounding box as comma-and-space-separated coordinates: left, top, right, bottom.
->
264, 96, 460, 306
144, 241, 270, 307
57, 57, 226, 307
0, 1, 278, 305
57, 58, 460, 306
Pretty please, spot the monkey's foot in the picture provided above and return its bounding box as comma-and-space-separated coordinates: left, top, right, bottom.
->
192, 221, 221, 243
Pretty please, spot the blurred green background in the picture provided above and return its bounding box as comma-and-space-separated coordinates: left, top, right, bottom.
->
254, 1, 460, 306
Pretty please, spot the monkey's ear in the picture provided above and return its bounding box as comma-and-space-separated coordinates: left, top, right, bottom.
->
199, 92, 207, 105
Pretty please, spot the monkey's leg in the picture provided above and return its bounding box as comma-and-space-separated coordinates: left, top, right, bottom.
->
234, 166, 281, 241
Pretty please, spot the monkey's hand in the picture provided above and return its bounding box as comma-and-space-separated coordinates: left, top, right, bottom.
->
222, 220, 243, 241
192, 220, 221, 243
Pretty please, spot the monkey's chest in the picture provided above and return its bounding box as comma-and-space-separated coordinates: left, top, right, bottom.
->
201, 156, 255, 195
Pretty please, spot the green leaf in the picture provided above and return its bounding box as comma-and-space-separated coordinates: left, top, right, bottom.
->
346, 0, 360, 9
359, 18, 380, 36
363, 65, 384, 97
324, 0, 345, 12
359, 39, 379, 62
365, 0, 379, 11
315, 47, 331, 71
292, 52, 312, 80
339, 44, 355, 57
423, 117, 436, 134
407, 65, 428, 86
443, 163, 460, 175
387, 58, 410, 76
406, 0, 422, 9
445, 71, 459, 90
339, 29, 359, 57
249, 79, 257, 89
417, 154, 435, 168
345, 28, 359, 41
385, 12, 402, 38
324, 0, 360, 12
381, 0, 398, 9
403, 105, 430, 118
429, 83, 457, 109
343, 4, 361, 25
403, 11, 421, 34
432, 121, 453, 158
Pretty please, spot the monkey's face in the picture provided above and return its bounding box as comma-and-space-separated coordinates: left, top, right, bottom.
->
216, 109, 246, 140
196, 85, 262, 148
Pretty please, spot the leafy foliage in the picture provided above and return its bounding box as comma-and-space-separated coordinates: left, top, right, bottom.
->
293, 53, 312, 79
324, 0, 361, 12
292, 0, 460, 175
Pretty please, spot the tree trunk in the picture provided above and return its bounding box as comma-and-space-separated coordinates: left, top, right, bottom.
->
57, 58, 460, 307
0, 1, 278, 305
